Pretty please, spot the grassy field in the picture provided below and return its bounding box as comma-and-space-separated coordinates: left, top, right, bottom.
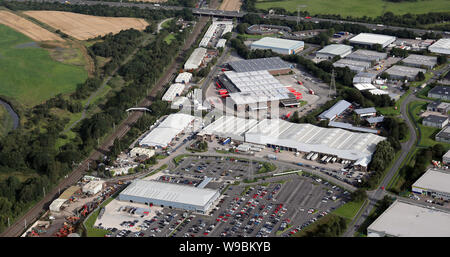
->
164, 33, 176, 44
333, 200, 365, 220
84, 196, 115, 237
255, 0, 450, 18
0, 24, 87, 108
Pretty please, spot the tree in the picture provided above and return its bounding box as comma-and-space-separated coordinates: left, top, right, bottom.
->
350, 189, 367, 202
380, 72, 390, 80
222, 32, 232, 40
417, 71, 425, 81
432, 144, 445, 159
437, 55, 447, 65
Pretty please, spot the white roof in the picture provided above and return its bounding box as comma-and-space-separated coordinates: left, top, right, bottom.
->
444, 150, 450, 160
130, 147, 155, 157
224, 70, 293, 105
368, 200, 450, 237
251, 37, 304, 50
245, 119, 385, 161
175, 72, 192, 83
412, 169, 450, 194
354, 83, 376, 91
216, 38, 226, 48
49, 199, 66, 212
139, 113, 195, 148
162, 83, 185, 102
198, 115, 259, 141
82, 180, 104, 192
119, 180, 219, 207
429, 38, 450, 54
369, 89, 389, 95
317, 44, 353, 56
184, 47, 207, 70
349, 33, 396, 46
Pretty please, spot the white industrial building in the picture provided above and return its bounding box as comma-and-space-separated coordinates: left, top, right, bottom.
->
349, 33, 396, 48
199, 20, 233, 48
184, 47, 207, 70
444, 150, 450, 164
354, 83, 377, 91
353, 72, 376, 84
318, 100, 351, 121
82, 180, 104, 195
367, 200, 450, 237
175, 72, 192, 84
221, 70, 295, 109
316, 44, 353, 59
216, 38, 226, 48
118, 180, 220, 214
130, 147, 155, 158
412, 168, 450, 200
385, 65, 426, 80
346, 49, 387, 62
333, 58, 372, 72
198, 115, 259, 141
428, 38, 450, 55
162, 83, 185, 102
49, 199, 67, 213
250, 37, 304, 55
402, 54, 437, 69
245, 118, 385, 167
139, 113, 195, 148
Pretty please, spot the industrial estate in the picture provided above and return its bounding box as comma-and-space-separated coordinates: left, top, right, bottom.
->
0, 0, 449, 242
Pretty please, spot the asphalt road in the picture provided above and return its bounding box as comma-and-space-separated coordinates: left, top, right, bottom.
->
6, 0, 449, 37
342, 64, 450, 237
0, 16, 209, 237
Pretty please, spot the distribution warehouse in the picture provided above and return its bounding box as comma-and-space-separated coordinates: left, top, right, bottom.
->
198, 116, 385, 167
139, 113, 195, 148
367, 200, 450, 237
315, 44, 353, 59
349, 33, 396, 48
250, 37, 304, 55
184, 47, 207, 70
118, 180, 220, 214
428, 38, 450, 55
412, 169, 450, 200
227, 57, 292, 75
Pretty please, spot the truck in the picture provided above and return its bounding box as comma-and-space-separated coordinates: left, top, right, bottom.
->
326, 156, 333, 163
306, 152, 314, 160
296, 162, 304, 166
221, 138, 231, 145
321, 156, 328, 163
310, 153, 319, 161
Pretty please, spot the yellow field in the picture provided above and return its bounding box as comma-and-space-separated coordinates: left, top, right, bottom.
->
23, 11, 150, 40
219, 0, 242, 11
0, 11, 63, 42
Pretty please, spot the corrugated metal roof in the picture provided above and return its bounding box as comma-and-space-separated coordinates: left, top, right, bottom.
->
318, 100, 351, 120
367, 116, 384, 124
317, 44, 353, 56
119, 180, 219, 207
251, 37, 304, 50
228, 57, 291, 73
354, 107, 377, 115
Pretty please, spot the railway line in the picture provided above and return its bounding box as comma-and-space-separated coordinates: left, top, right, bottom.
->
0, 16, 209, 237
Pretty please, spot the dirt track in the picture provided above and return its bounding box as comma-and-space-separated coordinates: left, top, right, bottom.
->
23, 11, 149, 40
0, 16, 209, 238
218, 0, 242, 11
0, 10, 63, 41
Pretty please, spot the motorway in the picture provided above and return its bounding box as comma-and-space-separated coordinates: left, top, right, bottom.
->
0, 16, 210, 237
343, 64, 450, 237
6, 0, 449, 36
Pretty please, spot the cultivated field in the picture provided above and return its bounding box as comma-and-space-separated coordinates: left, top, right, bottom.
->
219, 0, 242, 11
0, 11, 63, 42
23, 11, 150, 40
0, 24, 87, 108
255, 0, 450, 18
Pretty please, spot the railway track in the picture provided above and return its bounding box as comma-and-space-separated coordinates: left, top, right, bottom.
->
0, 16, 209, 237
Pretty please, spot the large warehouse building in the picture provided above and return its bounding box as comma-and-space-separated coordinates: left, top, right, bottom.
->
139, 113, 195, 148
345, 49, 387, 63
250, 37, 304, 55
428, 38, 450, 55
162, 83, 185, 102
218, 70, 297, 110
316, 44, 353, 59
385, 65, 426, 80
227, 57, 292, 75
428, 86, 450, 100
184, 47, 207, 70
197, 115, 259, 142
333, 58, 372, 72
402, 54, 437, 69
349, 33, 396, 48
245, 118, 385, 166
367, 200, 450, 237
412, 168, 450, 200
118, 180, 220, 214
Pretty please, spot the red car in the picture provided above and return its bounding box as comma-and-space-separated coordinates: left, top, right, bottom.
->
305, 16, 312, 19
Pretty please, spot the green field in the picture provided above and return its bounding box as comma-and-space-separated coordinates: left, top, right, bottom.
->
0, 24, 87, 108
255, 0, 450, 18
164, 33, 176, 44
333, 200, 365, 220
